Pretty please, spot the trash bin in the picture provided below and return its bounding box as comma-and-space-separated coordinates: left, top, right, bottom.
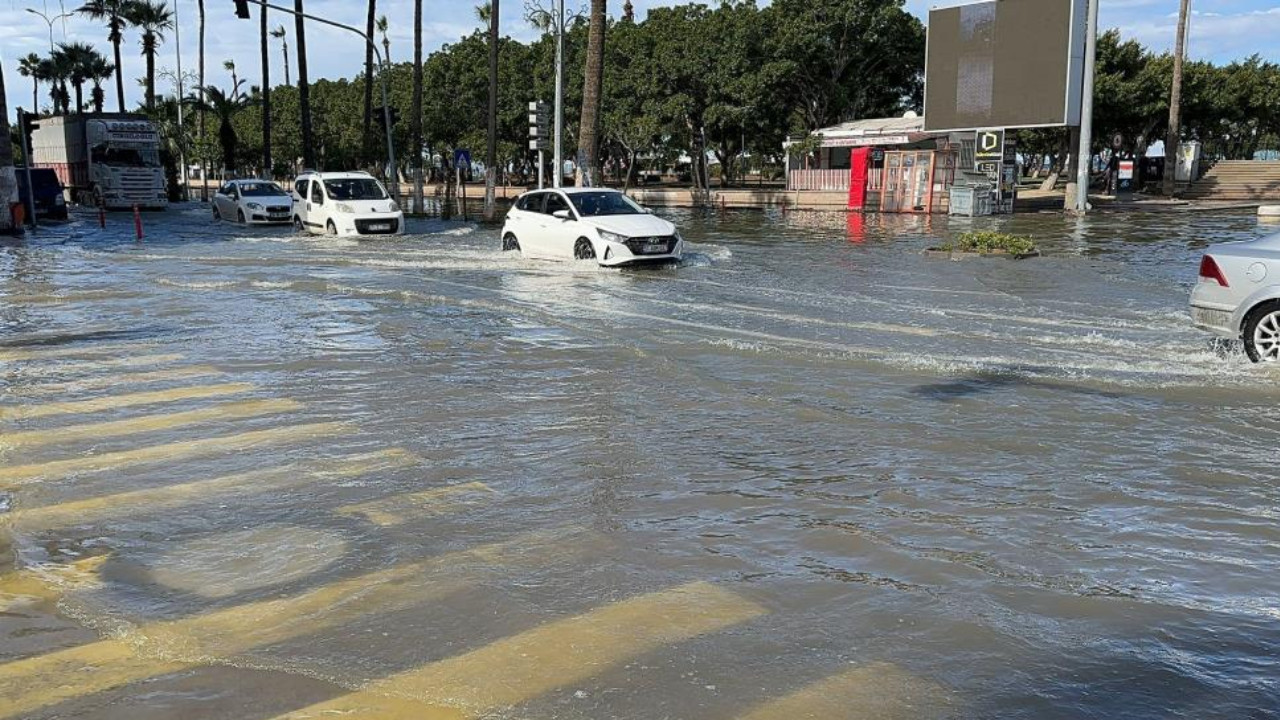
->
949, 171, 994, 217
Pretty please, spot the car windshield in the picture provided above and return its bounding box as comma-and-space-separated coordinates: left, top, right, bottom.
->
568, 191, 645, 217
323, 178, 388, 200
238, 182, 288, 197
92, 146, 160, 167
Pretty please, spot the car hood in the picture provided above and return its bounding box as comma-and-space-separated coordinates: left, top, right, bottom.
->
581, 214, 676, 238
242, 198, 292, 207
336, 201, 398, 214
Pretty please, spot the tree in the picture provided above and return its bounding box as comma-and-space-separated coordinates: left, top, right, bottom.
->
18, 54, 43, 114
57, 42, 101, 113
186, 83, 255, 174
260, 2, 272, 178
576, 0, 605, 186
88, 54, 115, 113
294, 0, 315, 169
271, 25, 290, 87
485, 0, 499, 219
127, 0, 174, 112
411, 0, 423, 210
43, 51, 73, 114
1165, 0, 1191, 196
77, 0, 136, 113
224, 59, 239, 92
363, 0, 376, 167
0, 59, 17, 233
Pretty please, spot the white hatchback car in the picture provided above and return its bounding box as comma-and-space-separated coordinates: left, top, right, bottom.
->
501, 188, 683, 267
212, 179, 293, 224
291, 171, 404, 237
1190, 233, 1280, 361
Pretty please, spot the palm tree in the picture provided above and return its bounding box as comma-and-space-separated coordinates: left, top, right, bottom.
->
43, 51, 73, 114
18, 54, 43, 113
77, 0, 136, 112
57, 41, 100, 113
270, 25, 290, 87
186, 83, 254, 175
0, 59, 17, 233
88, 55, 115, 112
223, 59, 238, 93
411, 0, 423, 210
362, 0, 376, 167
126, 0, 174, 112
294, 0, 314, 169
376, 15, 390, 64
577, 0, 606, 187
259, 1, 272, 178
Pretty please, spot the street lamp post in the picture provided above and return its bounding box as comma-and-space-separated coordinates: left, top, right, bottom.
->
174, 0, 187, 201
26, 8, 73, 52
1074, 0, 1099, 213
554, 0, 564, 188
238, 0, 399, 202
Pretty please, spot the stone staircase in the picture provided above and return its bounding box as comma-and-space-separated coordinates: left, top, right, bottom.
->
1181, 161, 1280, 201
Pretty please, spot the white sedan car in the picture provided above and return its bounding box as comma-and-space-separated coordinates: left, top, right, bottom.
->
212, 179, 294, 224
1190, 233, 1280, 361
501, 188, 683, 267
292, 171, 404, 237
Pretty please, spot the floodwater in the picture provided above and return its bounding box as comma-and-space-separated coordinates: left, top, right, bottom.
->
1, 204, 1278, 719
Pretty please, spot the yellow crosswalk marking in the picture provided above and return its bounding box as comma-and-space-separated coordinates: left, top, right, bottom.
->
0, 341, 159, 363
0, 382, 256, 422
0, 556, 109, 612
1, 398, 302, 450
11, 449, 420, 531
737, 664, 954, 720
0, 421, 348, 486
1, 353, 185, 376
336, 481, 496, 526
268, 582, 766, 720
0, 530, 594, 719
15, 366, 224, 396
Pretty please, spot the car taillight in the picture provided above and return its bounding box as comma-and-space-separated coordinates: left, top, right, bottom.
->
1199, 255, 1229, 287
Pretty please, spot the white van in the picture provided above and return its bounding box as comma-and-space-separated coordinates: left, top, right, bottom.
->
291, 171, 404, 237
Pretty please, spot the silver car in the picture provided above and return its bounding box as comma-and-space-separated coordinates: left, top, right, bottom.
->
212, 179, 294, 225
1190, 233, 1280, 361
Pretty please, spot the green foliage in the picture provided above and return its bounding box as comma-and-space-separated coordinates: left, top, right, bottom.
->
940, 231, 1037, 256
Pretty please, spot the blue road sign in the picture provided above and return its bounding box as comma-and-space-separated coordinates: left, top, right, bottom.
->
454, 149, 472, 169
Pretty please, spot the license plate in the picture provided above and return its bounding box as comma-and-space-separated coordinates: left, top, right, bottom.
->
368, 223, 391, 231
642, 242, 667, 254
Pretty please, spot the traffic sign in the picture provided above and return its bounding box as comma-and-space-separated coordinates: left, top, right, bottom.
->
529, 139, 551, 151
454, 149, 472, 169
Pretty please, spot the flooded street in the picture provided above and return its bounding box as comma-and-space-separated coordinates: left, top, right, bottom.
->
1, 205, 1278, 719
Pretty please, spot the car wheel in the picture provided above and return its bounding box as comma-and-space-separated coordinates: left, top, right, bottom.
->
326, 220, 338, 236
1244, 301, 1280, 362
237, 209, 246, 223
502, 233, 520, 252
293, 216, 305, 233
212, 204, 221, 220
574, 238, 596, 260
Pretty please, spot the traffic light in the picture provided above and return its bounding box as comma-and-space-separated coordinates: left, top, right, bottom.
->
234, 0, 251, 19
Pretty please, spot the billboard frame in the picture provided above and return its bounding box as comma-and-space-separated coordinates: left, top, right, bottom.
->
922, 0, 1088, 133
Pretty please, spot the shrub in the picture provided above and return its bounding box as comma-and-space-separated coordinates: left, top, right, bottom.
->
939, 231, 1037, 256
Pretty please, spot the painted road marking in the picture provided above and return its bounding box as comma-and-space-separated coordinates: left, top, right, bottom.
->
736, 663, 954, 720
15, 366, 224, 396
0, 341, 159, 363
336, 481, 496, 526
0, 421, 348, 487
268, 582, 766, 720
0, 530, 594, 719
10, 449, 420, 531
0, 382, 256, 422
0, 398, 303, 450
0, 556, 110, 612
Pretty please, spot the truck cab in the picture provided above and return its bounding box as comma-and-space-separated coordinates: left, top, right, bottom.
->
31, 114, 168, 211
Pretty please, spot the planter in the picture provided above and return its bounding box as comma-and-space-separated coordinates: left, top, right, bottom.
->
923, 247, 1041, 260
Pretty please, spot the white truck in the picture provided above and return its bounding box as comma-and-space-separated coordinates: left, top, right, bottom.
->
31, 113, 168, 210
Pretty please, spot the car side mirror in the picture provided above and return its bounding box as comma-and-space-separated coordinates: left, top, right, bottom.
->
553, 209, 572, 220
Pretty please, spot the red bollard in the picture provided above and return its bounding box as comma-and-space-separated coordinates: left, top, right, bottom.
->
98, 205, 105, 228
133, 204, 143, 241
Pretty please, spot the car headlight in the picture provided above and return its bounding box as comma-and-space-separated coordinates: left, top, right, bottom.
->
598, 229, 627, 244
335, 202, 354, 214
246, 202, 263, 210
389, 202, 400, 213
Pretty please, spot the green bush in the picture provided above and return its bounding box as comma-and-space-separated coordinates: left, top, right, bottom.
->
939, 231, 1037, 256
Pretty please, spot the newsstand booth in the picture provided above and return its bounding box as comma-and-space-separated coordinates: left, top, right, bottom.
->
785, 116, 960, 213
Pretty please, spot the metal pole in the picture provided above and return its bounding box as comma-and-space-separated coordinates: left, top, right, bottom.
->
484, 0, 498, 221
538, 148, 544, 189
19, 109, 36, 229
380, 59, 399, 205
1074, 0, 1099, 213
175, 0, 187, 201
553, 0, 564, 189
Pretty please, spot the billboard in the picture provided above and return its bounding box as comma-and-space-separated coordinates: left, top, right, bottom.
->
924, 0, 1086, 132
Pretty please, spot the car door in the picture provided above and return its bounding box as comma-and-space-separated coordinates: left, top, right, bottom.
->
309, 178, 329, 234
541, 192, 578, 259
214, 183, 231, 218
292, 178, 309, 227
226, 185, 242, 221
514, 193, 547, 257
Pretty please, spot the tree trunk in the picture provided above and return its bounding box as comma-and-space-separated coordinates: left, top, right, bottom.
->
1164, 0, 1190, 197
484, 0, 498, 221
411, 0, 424, 213
283, 41, 290, 87
145, 36, 156, 111
221, 120, 236, 174
0, 59, 16, 233
295, 0, 315, 169
261, 2, 272, 178
199, 0, 208, 201
112, 26, 125, 112
576, 0, 606, 187
362, 0, 376, 168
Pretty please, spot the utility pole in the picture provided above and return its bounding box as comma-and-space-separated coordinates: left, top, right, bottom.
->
554, 0, 564, 188
1074, 0, 1099, 213
484, 0, 499, 221
174, 0, 188, 200
1164, 0, 1191, 197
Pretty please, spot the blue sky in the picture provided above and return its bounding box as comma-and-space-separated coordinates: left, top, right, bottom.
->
2, 0, 1276, 115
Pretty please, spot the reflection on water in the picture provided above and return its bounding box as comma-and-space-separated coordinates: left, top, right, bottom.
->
0, 205, 1278, 719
